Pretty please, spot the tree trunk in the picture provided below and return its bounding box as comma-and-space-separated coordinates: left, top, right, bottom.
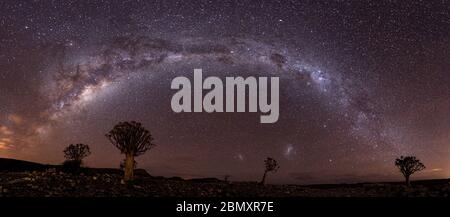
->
260, 171, 267, 185
405, 175, 410, 187
124, 153, 135, 182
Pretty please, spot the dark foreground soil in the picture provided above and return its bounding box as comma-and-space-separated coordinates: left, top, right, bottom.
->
1, 169, 449, 197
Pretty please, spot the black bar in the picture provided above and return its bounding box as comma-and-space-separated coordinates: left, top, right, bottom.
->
0, 197, 447, 216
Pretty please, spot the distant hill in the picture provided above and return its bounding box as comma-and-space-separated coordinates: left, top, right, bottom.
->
0, 158, 53, 172
0, 158, 224, 181
0, 157, 151, 177
188, 177, 225, 183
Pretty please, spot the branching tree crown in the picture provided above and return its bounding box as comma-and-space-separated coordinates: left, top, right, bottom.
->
264, 157, 280, 173
63, 143, 91, 162
395, 155, 425, 186
395, 155, 425, 177
106, 121, 155, 156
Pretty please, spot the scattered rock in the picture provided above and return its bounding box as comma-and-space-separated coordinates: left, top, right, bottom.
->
0, 171, 449, 197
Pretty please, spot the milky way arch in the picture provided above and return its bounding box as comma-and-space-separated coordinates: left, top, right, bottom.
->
40, 35, 385, 153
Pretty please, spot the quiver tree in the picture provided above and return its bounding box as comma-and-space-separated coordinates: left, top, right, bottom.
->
260, 157, 280, 185
395, 155, 425, 186
106, 121, 155, 181
63, 143, 91, 165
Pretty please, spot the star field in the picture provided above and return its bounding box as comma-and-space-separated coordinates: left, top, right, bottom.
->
0, 0, 449, 184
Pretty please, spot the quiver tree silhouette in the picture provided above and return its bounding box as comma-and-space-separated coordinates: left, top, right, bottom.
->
260, 157, 280, 185
62, 143, 91, 173
106, 121, 155, 181
63, 143, 91, 165
395, 155, 425, 186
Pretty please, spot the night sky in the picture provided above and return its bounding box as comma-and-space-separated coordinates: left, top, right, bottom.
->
1, 0, 449, 184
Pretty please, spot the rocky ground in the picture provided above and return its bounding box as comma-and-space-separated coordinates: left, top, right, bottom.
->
0, 169, 449, 197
